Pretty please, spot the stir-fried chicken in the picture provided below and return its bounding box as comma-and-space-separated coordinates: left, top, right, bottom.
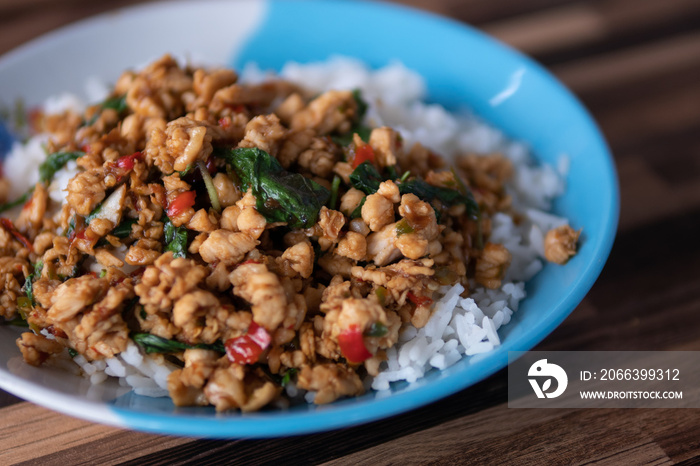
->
0, 55, 579, 412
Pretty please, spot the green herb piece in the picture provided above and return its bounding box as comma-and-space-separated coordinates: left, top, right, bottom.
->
178, 164, 194, 177
350, 197, 366, 219
131, 333, 225, 354
352, 89, 368, 121
39, 151, 84, 185
85, 95, 128, 126
374, 286, 387, 306
434, 266, 460, 286
84, 202, 102, 225
21, 260, 43, 306
16, 296, 32, 320
163, 216, 188, 258
399, 170, 411, 183
349, 161, 382, 195
395, 218, 414, 236
399, 179, 479, 219
99, 269, 107, 278
0, 187, 34, 214
329, 175, 341, 210
280, 368, 298, 387
68, 348, 78, 358
111, 218, 136, 238
330, 89, 372, 146
331, 126, 372, 147
224, 147, 330, 229
65, 216, 76, 238
85, 184, 126, 226
101, 95, 128, 113
198, 160, 221, 213
365, 322, 388, 338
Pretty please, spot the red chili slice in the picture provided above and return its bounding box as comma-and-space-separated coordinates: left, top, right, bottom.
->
116, 151, 142, 171
225, 321, 271, 365
337, 325, 372, 364
0, 218, 33, 252
352, 143, 375, 169
407, 291, 433, 307
167, 190, 196, 218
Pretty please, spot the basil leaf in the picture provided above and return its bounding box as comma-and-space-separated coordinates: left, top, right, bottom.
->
0, 187, 34, 214
84, 202, 102, 225
399, 178, 479, 219
65, 216, 76, 238
21, 260, 42, 306
111, 218, 136, 238
85, 95, 128, 126
330, 89, 371, 146
101, 95, 128, 113
331, 125, 371, 147
350, 197, 366, 219
328, 175, 341, 210
225, 147, 330, 229
131, 333, 225, 354
163, 216, 188, 258
39, 151, 84, 185
281, 367, 298, 387
352, 89, 368, 121
349, 161, 382, 195
365, 322, 388, 337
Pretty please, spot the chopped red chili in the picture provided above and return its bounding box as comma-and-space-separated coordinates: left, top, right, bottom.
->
167, 190, 196, 218
225, 321, 271, 365
407, 291, 433, 307
116, 151, 142, 171
352, 143, 375, 169
0, 218, 33, 252
337, 325, 372, 364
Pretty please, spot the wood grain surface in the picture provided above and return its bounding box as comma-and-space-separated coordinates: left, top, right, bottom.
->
1, 0, 699, 464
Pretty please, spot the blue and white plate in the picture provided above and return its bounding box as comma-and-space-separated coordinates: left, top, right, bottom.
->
0, 0, 618, 438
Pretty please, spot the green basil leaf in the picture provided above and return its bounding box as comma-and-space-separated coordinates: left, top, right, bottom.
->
399, 178, 479, 219
350, 197, 366, 219
365, 322, 388, 337
86, 95, 128, 126
225, 147, 330, 229
112, 218, 137, 238
101, 95, 128, 113
330, 89, 371, 146
131, 333, 225, 354
163, 216, 188, 258
331, 125, 371, 147
39, 151, 84, 185
349, 161, 382, 195
352, 89, 368, 121
0, 187, 34, 214
281, 367, 298, 387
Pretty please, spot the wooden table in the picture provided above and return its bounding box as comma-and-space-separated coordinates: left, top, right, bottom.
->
1, 0, 699, 464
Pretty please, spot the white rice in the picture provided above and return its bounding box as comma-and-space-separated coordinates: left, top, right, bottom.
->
5, 57, 569, 399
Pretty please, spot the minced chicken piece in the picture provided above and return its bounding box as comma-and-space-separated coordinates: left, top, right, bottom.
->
544, 225, 581, 264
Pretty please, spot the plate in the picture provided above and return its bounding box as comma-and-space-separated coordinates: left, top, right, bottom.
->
0, 0, 618, 438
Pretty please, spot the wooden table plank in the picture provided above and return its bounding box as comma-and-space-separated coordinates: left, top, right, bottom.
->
0, 402, 190, 465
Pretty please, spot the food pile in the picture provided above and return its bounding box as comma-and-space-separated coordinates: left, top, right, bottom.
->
0, 55, 580, 411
